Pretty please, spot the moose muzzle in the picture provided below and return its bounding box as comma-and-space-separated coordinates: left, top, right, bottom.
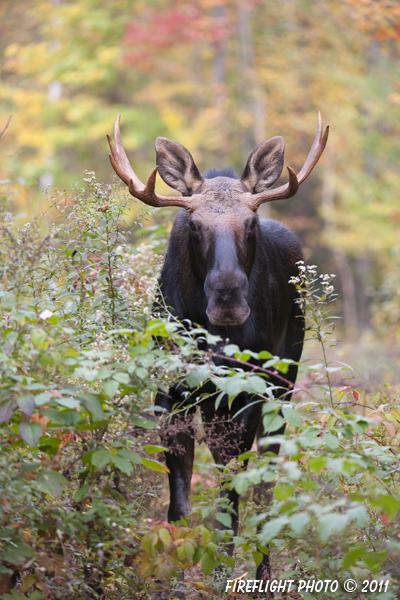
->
204, 269, 250, 327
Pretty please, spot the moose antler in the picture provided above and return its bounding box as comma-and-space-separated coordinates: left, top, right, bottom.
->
248, 111, 329, 209
108, 112, 328, 212
107, 115, 192, 209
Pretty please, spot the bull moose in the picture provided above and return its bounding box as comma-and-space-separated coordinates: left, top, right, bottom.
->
107, 113, 328, 579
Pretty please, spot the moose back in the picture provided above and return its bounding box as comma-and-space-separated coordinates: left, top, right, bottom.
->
107, 113, 328, 578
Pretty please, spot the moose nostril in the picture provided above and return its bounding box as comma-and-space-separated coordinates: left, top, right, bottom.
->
204, 268, 249, 303
218, 287, 240, 300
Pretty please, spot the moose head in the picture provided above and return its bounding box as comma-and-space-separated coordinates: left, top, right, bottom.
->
107, 113, 328, 328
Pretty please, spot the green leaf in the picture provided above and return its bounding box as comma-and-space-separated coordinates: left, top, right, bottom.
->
258, 350, 273, 360
20, 574, 37, 594
6, 330, 19, 345
103, 379, 119, 398
38, 436, 61, 456
223, 344, 240, 356
112, 371, 131, 384
20, 461, 39, 473
11, 541, 35, 558
215, 512, 232, 528
318, 514, 348, 543
34, 392, 54, 406
370, 495, 400, 520
182, 541, 195, 558
282, 406, 302, 428
112, 455, 133, 475
261, 471, 275, 483
158, 528, 171, 547
363, 550, 388, 569
18, 421, 42, 446
308, 456, 327, 472
289, 512, 310, 535
201, 506, 214, 519
36, 470, 65, 497
237, 351, 252, 362
0, 399, 16, 423
73, 367, 99, 382
246, 375, 267, 394
259, 517, 288, 544
47, 315, 60, 325
231, 471, 255, 494
91, 449, 112, 469
74, 483, 90, 502
117, 448, 141, 464
42, 409, 70, 425
56, 397, 80, 409
262, 400, 282, 413
31, 328, 48, 349
131, 415, 157, 430
186, 368, 209, 388
3, 592, 42, 600
238, 450, 257, 461
141, 458, 169, 473
211, 374, 248, 399
201, 528, 211, 544
17, 393, 35, 415
299, 426, 321, 447
43, 469, 68, 485
135, 367, 149, 380
262, 412, 284, 433
143, 444, 168, 454
323, 432, 339, 449
0, 552, 26, 567
192, 544, 205, 565
78, 419, 111, 431
274, 485, 295, 500
142, 533, 157, 556
96, 367, 112, 379
201, 551, 217, 576
342, 547, 366, 569
81, 395, 103, 419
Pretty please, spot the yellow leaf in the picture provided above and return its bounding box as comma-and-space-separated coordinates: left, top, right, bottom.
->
383, 421, 396, 441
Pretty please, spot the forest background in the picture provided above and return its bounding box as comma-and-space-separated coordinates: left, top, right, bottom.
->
2, 0, 400, 356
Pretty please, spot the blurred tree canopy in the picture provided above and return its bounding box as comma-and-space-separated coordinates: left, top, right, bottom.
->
1, 0, 400, 330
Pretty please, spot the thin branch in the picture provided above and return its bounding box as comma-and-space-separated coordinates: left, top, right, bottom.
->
364, 432, 397, 456
212, 352, 294, 388
0, 115, 11, 139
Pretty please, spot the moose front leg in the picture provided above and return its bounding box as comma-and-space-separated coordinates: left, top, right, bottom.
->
155, 389, 195, 522
200, 399, 262, 550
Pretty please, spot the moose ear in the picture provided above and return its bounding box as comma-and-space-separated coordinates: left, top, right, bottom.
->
240, 136, 285, 193
155, 138, 204, 196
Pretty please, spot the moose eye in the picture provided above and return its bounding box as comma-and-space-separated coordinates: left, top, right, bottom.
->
189, 221, 196, 232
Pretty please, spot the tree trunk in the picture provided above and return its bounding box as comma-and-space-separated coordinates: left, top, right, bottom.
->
236, 0, 268, 215
321, 141, 359, 334
212, 4, 228, 168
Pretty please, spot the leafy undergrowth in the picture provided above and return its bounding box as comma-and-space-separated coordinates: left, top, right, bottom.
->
1, 178, 400, 600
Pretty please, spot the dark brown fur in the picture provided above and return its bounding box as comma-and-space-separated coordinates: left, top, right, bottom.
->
153, 137, 304, 581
